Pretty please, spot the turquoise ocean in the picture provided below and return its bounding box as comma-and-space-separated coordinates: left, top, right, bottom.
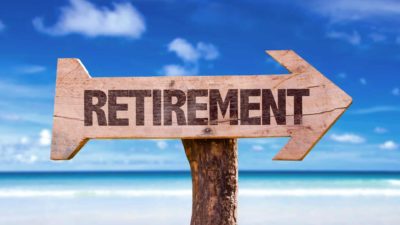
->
1, 171, 400, 225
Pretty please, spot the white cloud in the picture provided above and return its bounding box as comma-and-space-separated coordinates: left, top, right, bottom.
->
155, 140, 168, 150
330, 133, 365, 144
0, 136, 47, 165
251, 145, 264, 152
337, 72, 347, 79
20, 136, 30, 145
33, 0, 145, 38
379, 140, 398, 150
303, 0, 400, 47
326, 30, 361, 45
0, 80, 53, 100
15, 154, 38, 164
161, 38, 219, 76
350, 106, 400, 114
359, 78, 367, 85
39, 129, 51, 146
392, 87, 400, 96
369, 33, 387, 43
168, 38, 219, 62
309, 0, 400, 22
0, 20, 5, 31
374, 127, 387, 134
168, 38, 200, 62
18, 65, 46, 74
197, 42, 219, 60
0, 112, 51, 125
161, 64, 198, 76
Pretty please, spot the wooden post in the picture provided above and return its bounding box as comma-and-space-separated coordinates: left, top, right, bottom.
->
50, 51, 353, 224
182, 139, 238, 225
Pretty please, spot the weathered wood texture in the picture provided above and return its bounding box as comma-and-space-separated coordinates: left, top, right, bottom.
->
51, 50, 352, 160
183, 139, 238, 225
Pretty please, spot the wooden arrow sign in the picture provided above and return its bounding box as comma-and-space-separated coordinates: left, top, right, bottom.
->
51, 50, 352, 161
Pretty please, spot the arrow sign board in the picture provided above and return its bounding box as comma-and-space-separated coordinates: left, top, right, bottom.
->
51, 50, 352, 161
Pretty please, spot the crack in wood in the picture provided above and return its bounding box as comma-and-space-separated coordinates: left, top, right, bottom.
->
272, 72, 303, 89
305, 85, 322, 89
215, 107, 347, 124
54, 115, 84, 122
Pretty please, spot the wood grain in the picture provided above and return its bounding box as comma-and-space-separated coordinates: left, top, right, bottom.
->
183, 139, 237, 225
51, 50, 352, 160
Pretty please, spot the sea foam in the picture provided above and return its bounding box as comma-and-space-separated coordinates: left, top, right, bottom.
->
1, 188, 400, 198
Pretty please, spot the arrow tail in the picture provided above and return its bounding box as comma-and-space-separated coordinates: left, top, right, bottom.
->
51, 59, 90, 160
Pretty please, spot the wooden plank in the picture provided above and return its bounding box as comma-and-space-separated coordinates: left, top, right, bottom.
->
51, 50, 352, 160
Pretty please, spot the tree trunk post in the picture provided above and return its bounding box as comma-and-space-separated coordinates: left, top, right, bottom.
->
182, 139, 238, 225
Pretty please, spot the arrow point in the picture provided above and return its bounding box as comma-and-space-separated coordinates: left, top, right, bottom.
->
272, 130, 321, 161
273, 103, 351, 161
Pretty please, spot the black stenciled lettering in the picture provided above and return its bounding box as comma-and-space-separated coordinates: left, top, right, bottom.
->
262, 89, 286, 125
287, 89, 310, 125
108, 90, 129, 126
153, 89, 162, 126
187, 89, 208, 125
240, 89, 261, 125
163, 90, 187, 125
84, 90, 107, 126
129, 90, 151, 126
209, 89, 238, 125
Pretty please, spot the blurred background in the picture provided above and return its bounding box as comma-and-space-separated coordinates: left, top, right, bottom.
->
0, 0, 399, 224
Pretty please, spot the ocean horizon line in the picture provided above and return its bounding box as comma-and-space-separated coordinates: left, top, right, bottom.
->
1, 170, 400, 174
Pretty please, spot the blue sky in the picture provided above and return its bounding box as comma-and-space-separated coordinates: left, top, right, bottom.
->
0, 0, 399, 171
